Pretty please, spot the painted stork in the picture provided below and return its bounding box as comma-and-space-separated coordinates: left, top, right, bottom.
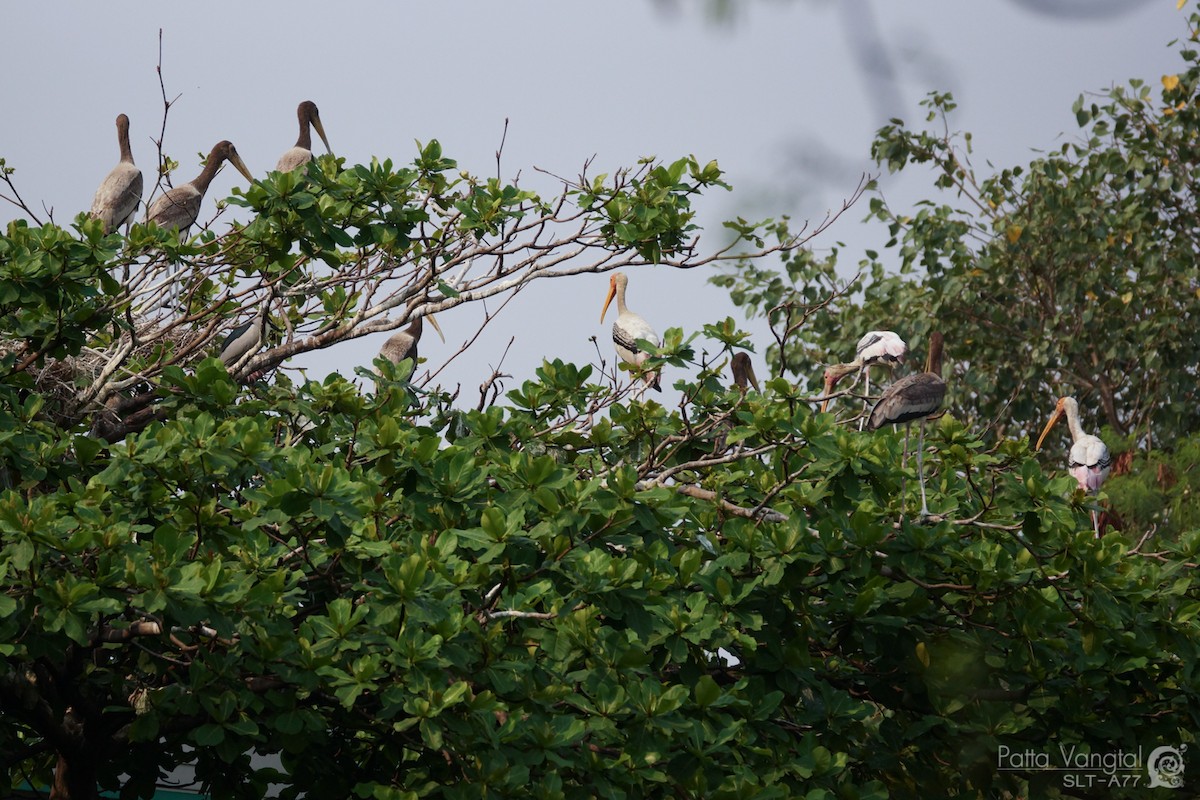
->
868, 331, 946, 518
88, 113, 143, 235
146, 140, 254, 236
711, 352, 759, 453
219, 301, 272, 371
820, 361, 863, 413
600, 272, 661, 392
1035, 396, 1111, 535
730, 352, 759, 392
276, 100, 333, 173
379, 314, 445, 369
821, 331, 907, 427
855, 330, 906, 402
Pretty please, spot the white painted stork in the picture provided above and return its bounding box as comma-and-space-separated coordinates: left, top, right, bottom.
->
600, 272, 661, 392
856, 330, 907, 373
379, 314, 445, 369
88, 114, 143, 235
276, 101, 332, 173
868, 331, 946, 518
730, 352, 759, 392
855, 330, 906, 403
146, 140, 254, 236
1035, 396, 1111, 536
821, 331, 907, 427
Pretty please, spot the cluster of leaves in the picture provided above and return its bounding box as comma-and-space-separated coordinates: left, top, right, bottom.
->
3, 335, 1200, 798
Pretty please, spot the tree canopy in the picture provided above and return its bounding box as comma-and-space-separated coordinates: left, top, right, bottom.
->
3, 11, 1200, 800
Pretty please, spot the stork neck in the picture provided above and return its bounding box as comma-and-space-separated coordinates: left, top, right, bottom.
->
190, 149, 225, 194
926, 332, 944, 376
296, 119, 312, 150
615, 283, 629, 315
117, 118, 135, 165
1062, 397, 1085, 443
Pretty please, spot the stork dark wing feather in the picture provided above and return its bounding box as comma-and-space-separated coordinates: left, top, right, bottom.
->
867, 373, 946, 430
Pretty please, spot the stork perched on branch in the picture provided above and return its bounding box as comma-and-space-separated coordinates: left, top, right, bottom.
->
822, 331, 907, 428
88, 113, 142, 235
378, 314, 445, 371
600, 272, 661, 392
730, 352, 759, 393
868, 331, 946, 519
1035, 395, 1111, 536
146, 140, 253, 236
277, 100, 333, 173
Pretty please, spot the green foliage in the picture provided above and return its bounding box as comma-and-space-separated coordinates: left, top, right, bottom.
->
3, 340, 1199, 797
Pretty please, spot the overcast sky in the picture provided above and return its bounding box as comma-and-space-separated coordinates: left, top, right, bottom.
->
1, 1, 1185, 401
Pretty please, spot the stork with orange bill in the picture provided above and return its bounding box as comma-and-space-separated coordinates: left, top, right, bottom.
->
600, 272, 661, 392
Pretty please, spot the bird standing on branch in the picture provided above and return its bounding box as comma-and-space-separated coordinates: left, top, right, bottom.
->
219, 301, 273, 375
146, 140, 254, 236
868, 331, 946, 519
1035, 395, 1111, 536
600, 272, 661, 392
88, 113, 143, 235
378, 314, 445, 370
276, 100, 333, 173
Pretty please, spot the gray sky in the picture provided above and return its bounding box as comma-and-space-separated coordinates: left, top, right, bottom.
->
1, 1, 1185, 401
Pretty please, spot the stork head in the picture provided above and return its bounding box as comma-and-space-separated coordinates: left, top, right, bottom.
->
600, 272, 627, 323
299, 100, 333, 155
209, 140, 255, 184
820, 362, 860, 412
1035, 396, 1072, 451
730, 352, 759, 392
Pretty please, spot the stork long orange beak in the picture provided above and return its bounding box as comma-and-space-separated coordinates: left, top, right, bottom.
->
1035, 400, 1066, 451
426, 313, 445, 343
600, 276, 617, 323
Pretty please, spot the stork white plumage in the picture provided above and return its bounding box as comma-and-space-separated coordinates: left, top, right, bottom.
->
855, 330, 907, 405
868, 331, 946, 519
1035, 396, 1111, 536
88, 113, 143, 235
276, 100, 333, 173
823, 331, 908, 427
600, 272, 661, 392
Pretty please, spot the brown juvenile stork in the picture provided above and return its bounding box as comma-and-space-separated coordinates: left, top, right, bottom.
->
378, 314, 445, 370
712, 352, 760, 453
868, 331, 946, 518
1035, 395, 1112, 536
730, 352, 759, 392
145, 140, 254, 236
88, 113, 143, 235
276, 101, 333, 173
600, 272, 661, 392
